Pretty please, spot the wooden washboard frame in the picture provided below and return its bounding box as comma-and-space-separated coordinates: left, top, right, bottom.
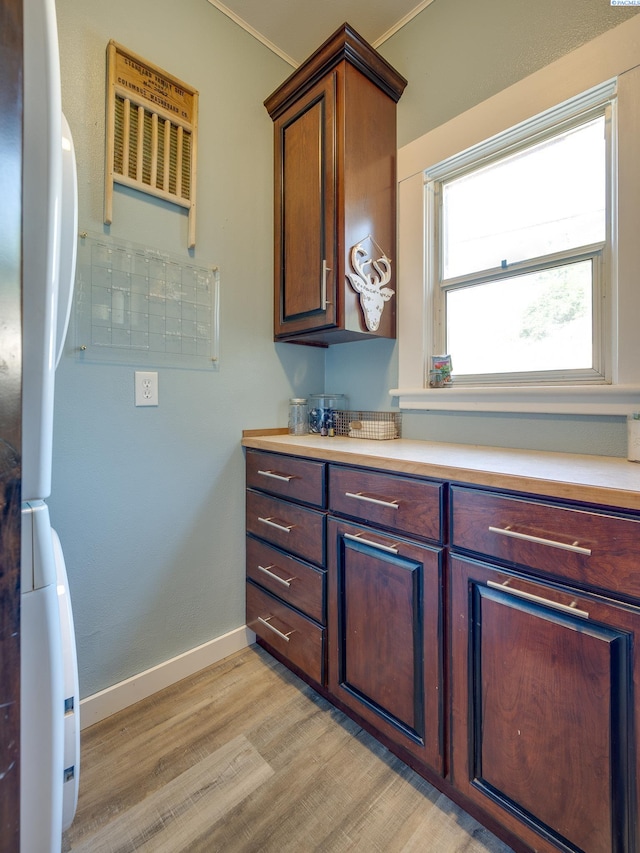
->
105, 41, 199, 247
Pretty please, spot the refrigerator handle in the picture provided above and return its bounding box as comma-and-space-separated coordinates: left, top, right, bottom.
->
54, 113, 78, 371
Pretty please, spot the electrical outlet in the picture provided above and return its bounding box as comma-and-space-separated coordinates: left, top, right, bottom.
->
134, 371, 159, 406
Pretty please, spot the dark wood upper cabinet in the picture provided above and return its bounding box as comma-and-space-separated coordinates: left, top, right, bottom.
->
265, 24, 407, 346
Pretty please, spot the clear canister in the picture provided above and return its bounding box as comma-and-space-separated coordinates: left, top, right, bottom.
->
308, 394, 347, 435
288, 398, 309, 435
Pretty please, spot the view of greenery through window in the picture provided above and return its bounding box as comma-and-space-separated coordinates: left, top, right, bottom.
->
439, 115, 606, 379
447, 261, 592, 374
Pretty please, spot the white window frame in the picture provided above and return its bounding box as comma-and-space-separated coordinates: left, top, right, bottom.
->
430, 92, 613, 387
392, 15, 640, 415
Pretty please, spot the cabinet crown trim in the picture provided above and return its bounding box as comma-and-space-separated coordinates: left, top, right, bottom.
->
264, 22, 408, 119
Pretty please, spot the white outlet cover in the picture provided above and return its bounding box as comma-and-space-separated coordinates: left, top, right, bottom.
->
134, 371, 159, 406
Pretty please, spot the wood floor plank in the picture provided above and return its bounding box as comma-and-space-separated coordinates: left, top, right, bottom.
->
67, 735, 273, 852
64, 646, 515, 853
69, 649, 300, 834
401, 792, 514, 853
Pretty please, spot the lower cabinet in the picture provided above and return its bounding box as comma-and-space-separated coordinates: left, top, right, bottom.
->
327, 517, 444, 775
449, 555, 639, 853
245, 450, 328, 686
245, 447, 640, 853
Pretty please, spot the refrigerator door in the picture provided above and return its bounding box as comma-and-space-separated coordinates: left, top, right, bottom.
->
52, 528, 80, 830
22, 0, 62, 502
20, 503, 65, 853
21, 1, 80, 848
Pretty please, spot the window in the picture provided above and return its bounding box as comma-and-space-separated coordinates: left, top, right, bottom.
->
393, 17, 640, 414
428, 87, 612, 387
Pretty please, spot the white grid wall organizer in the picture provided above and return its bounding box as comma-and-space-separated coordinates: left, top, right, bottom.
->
75, 231, 219, 370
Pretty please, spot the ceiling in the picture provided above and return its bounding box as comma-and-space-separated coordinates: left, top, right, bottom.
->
206, 0, 436, 67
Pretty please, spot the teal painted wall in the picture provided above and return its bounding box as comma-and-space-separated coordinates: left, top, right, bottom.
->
326, 0, 639, 457
52, 0, 324, 697
384, 0, 639, 148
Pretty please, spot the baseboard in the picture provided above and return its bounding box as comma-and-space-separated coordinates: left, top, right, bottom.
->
79, 626, 257, 730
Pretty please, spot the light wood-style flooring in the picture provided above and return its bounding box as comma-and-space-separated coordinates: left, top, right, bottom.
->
62, 646, 515, 852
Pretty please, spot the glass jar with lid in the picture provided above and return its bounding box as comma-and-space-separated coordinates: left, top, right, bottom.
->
308, 393, 347, 435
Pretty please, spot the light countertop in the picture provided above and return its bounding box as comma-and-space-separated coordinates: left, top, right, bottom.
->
242, 431, 640, 512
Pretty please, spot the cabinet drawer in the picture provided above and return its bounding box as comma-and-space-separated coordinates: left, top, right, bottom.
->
246, 536, 325, 624
329, 465, 444, 543
247, 581, 325, 685
246, 489, 326, 566
451, 486, 640, 601
246, 449, 326, 508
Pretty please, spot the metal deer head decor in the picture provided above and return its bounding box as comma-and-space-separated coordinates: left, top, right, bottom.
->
347, 237, 394, 332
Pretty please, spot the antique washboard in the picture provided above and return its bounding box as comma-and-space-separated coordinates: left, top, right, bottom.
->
105, 41, 199, 247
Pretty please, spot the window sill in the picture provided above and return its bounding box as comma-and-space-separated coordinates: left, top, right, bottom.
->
390, 384, 640, 415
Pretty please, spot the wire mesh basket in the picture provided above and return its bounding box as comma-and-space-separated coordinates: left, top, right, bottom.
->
333, 410, 402, 440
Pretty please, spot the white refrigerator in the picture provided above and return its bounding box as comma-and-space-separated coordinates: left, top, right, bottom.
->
21, 0, 80, 850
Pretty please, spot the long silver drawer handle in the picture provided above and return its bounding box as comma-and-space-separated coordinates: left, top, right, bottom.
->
321, 259, 332, 308
257, 616, 293, 642
344, 531, 399, 554
257, 564, 294, 588
488, 525, 592, 556
257, 469, 294, 482
345, 491, 399, 510
258, 516, 294, 533
487, 580, 589, 619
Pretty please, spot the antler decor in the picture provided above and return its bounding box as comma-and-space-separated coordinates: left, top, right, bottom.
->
347, 237, 394, 332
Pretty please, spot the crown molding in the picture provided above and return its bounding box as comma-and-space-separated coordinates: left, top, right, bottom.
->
206, 0, 299, 67
372, 0, 436, 48
206, 0, 437, 68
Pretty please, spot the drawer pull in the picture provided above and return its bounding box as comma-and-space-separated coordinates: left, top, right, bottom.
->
487, 580, 589, 618
257, 469, 295, 482
322, 259, 332, 308
257, 615, 294, 642
488, 525, 592, 556
258, 516, 295, 533
345, 491, 399, 510
257, 564, 294, 588
344, 531, 399, 554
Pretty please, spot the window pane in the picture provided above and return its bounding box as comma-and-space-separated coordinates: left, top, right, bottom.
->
442, 118, 606, 280
446, 260, 593, 375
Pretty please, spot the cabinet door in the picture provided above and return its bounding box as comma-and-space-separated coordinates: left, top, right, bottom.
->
328, 518, 443, 774
450, 555, 638, 853
273, 73, 336, 338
